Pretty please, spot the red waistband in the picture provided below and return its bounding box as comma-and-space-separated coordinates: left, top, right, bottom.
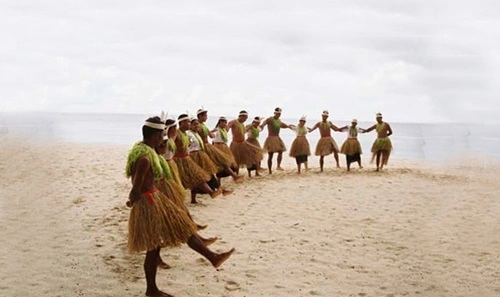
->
232, 139, 245, 143
143, 188, 158, 204
321, 136, 332, 139
174, 154, 189, 159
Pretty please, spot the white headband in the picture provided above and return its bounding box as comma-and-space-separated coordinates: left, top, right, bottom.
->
178, 115, 190, 123
197, 108, 207, 115
322, 110, 329, 116
143, 121, 166, 130
165, 120, 177, 131
351, 119, 358, 123
376, 113, 382, 118
239, 111, 248, 116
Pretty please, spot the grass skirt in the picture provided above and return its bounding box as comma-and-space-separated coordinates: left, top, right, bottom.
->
205, 143, 237, 172
167, 159, 184, 191
190, 150, 219, 175
174, 157, 211, 189
246, 138, 262, 149
128, 189, 196, 253
230, 141, 264, 168
155, 178, 189, 217
314, 137, 339, 156
340, 138, 363, 156
263, 136, 287, 153
289, 137, 311, 158
371, 137, 393, 165
213, 143, 238, 168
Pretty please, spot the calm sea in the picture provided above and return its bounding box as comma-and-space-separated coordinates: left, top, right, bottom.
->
1, 112, 499, 161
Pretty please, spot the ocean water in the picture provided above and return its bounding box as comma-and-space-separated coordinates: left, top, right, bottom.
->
1, 112, 499, 161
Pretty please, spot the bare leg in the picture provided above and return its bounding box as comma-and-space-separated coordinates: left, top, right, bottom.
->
320, 156, 325, 172
267, 152, 274, 174
145, 248, 173, 297
346, 156, 350, 171
190, 190, 198, 204
187, 235, 235, 268
334, 151, 340, 168
196, 233, 218, 246
277, 152, 284, 170
157, 253, 171, 270
304, 161, 308, 172
358, 159, 363, 169
376, 151, 381, 171
296, 160, 301, 174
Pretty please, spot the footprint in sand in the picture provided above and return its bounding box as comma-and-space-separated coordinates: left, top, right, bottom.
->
224, 280, 241, 291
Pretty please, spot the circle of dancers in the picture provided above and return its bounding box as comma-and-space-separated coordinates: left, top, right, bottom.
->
124, 107, 393, 296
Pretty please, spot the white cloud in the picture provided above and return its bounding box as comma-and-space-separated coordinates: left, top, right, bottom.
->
1, 0, 499, 124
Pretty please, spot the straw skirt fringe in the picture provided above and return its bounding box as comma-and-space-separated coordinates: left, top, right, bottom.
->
167, 159, 184, 191
174, 157, 211, 189
213, 143, 238, 167
155, 178, 189, 216
189, 150, 219, 175
371, 137, 393, 165
246, 138, 262, 150
340, 138, 363, 156
230, 141, 264, 168
263, 136, 287, 153
128, 190, 196, 253
315, 137, 339, 156
205, 143, 236, 172
289, 137, 311, 158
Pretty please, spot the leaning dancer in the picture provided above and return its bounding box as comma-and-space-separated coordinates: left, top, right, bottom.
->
188, 118, 234, 200
260, 107, 291, 174
125, 116, 234, 297
338, 119, 363, 171
173, 114, 222, 203
289, 116, 311, 174
163, 119, 184, 190
361, 112, 393, 171
245, 116, 265, 177
155, 134, 214, 269
308, 110, 341, 171
197, 109, 243, 184
227, 110, 263, 175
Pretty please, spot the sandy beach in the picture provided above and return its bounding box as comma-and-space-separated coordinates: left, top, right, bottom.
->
1, 140, 499, 297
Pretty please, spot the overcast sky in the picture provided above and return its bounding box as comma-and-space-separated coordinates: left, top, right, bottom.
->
1, 0, 499, 123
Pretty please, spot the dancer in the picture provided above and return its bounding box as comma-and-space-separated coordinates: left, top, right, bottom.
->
289, 116, 311, 174
125, 116, 234, 297
339, 119, 363, 171
245, 116, 264, 177
362, 112, 393, 171
227, 110, 263, 175
260, 107, 291, 174
309, 110, 341, 171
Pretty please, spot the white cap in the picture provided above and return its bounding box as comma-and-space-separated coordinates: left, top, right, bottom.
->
196, 107, 207, 115
351, 118, 358, 123
274, 107, 282, 114
376, 112, 383, 118
322, 110, 329, 116
300, 116, 307, 122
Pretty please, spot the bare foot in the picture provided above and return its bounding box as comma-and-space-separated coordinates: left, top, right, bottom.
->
146, 289, 174, 297
196, 224, 208, 230
202, 237, 219, 246
233, 176, 244, 184
158, 259, 171, 270
191, 199, 198, 204
257, 167, 266, 173
276, 167, 284, 171
222, 189, 234, 196
210, 189, 223, 198
211, 248, 235, 268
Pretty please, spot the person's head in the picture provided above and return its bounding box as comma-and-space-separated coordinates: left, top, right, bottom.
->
238, 110, 248, 122
142, 116, 165, 146
156, 132, 169, 154
351, 118, 358, 127
191, 118, 200, 131
177, 114, 191, 131
216, 116, 228, 128
273, 107, 282, 119
165, 119, 177, 137
376, 112, 383, 123
252, 116, 261, 127
321, 110, 329, 121
299, 116, 306, 126
197, 108, 208, 122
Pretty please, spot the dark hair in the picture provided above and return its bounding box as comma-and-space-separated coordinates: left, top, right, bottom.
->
239, 110, 247, 114
191, 118, 198, 124
178, 114, 188, 120
215, 117, 227, 128
197, 111, 207, 119
165, 119, 175, 125
142, 116, 164, 139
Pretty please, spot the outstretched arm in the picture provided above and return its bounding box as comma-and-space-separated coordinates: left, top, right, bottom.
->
280, 121, 291, 129
362, 124, 377, 133
337, 125, 348, 132
127, 157, 149, 206
259, 117, 269, 129
330, 122, 341, 132
308, 122, 320, 133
